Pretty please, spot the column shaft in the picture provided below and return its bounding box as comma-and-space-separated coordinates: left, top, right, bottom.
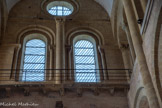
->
124, 25, 136, 64
98, 46, 108, 81
120, 45, 132, 81
121, 46, 131, 69
55, 19, 65, 84
122, 0, 160, 107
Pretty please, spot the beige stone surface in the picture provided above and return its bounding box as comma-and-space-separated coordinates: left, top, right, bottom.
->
0, 0, 162, 108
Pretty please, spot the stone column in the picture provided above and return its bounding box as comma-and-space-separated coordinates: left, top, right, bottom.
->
55, 19, 65, 84
120, 44, 131, 69
98, 46, 108, 81
122, 0, 160, 107
65, 45, 72, 81
140, 0, 148, 13
120, 44, 131, 81
11, 44, 21, 79
48, 45, 54, 81
122, 23, 136, 64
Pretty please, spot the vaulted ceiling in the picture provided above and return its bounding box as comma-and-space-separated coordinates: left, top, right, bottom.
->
5, 0, 114, 16
6, 0, 20, 12
95, 0, 114, 16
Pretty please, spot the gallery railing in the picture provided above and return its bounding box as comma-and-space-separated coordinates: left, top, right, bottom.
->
0, 69, 132, 83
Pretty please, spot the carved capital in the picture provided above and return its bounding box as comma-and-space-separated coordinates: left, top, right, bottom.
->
42, 88, 47, 95
120, 43, 129, 51
48, 45, 55, 51
93, 87, 99, 96
5, 88, 11, 97
77, 88, 82, 97
109, 88, 115, 96
65, 45, 72, 52
55, 18, 66, 24
24, 87, 30, 96
59, 88, 65, 96
98, 46, 105, 54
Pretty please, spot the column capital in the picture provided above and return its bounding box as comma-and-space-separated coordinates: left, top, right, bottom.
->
98, 45, 105, 54
65, 45, 72, 52
48, 45, 55, 50
120, 43, 129, 51
55, 18, 66, 24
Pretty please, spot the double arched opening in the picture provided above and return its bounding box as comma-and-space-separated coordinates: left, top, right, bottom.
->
14, 27, 106, 83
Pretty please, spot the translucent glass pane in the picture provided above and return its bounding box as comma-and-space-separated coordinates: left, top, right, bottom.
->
48, 6, 72, 16
22, 70, 44, 81
74, 40, 97, 82
75, 49, 94, 55
25, 48, 45, 55
75, 56, 95, 64
58, 10, 63, 16
24, 56, 45, 63
76, 73, 96, 82
58, 6, 62, 10
23, 64, 45, 70
26, 39, 45, 47
76, 65, 96, 71
22, 39, 46, 82
75, 40, 93, 48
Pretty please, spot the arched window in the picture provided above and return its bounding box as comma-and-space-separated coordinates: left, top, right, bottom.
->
74, 39, 99, 82
21, 39, 46, 82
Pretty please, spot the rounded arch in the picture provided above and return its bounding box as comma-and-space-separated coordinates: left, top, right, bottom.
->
16, 25, 55, 45
20, 38, 46, 82
73, 35, 97, 46
138, 96, 149, 108
134, 87, 146, 108
22, 33, 48, 47
6, 0, 20, 14
14, 26, 55, 80
66, 27, 104, 45
111, 0, 122, 41
73, 38, 99, 82
65, 27, 106, 82
18, 33, 48, 71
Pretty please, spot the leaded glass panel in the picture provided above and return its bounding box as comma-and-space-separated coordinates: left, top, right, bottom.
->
22, 39, 46, 82
74, 40, 97, 82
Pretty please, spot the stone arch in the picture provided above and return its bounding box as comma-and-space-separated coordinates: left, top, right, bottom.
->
134, 87, 149, 108
154, 7, 162, 99
12, 25, 55, 80
16, 25, 55, 45
66, 27, 104, 45
65, 27, 106, 81
138, 96, 149, 108
111, 0, 121, 40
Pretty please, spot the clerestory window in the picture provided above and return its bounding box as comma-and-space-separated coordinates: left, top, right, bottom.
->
48, 6, 72, 16
21, 39, 46, 82
46, 1, 74, 16
74, 40, 98, 82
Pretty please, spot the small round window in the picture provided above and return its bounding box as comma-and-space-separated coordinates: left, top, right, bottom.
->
47, 1, 74, 16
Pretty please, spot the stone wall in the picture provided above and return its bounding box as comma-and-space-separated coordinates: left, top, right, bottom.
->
0, 88, 128, 108
128, 0, 162, 107
0, 0, 125, 83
